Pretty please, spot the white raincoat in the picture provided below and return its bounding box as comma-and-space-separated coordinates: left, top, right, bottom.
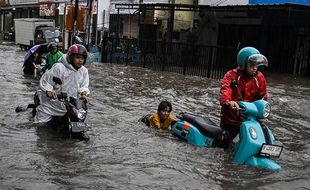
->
34, 54, 90, 123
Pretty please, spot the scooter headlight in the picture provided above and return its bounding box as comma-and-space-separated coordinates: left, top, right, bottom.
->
263, 103, 271, 118
73, 108, 87, 120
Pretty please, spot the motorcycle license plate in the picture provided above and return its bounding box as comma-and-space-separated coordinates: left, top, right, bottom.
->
70, 122, 88, 133
260, 144, 283, 157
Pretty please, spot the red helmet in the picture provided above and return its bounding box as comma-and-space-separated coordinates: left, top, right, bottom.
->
66, 44, 88, 64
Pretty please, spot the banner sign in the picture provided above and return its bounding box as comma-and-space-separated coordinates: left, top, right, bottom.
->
0, 0, 8, 6
9, 0, 38, 5
38, 0, 54, 2
39, 3, 56, 16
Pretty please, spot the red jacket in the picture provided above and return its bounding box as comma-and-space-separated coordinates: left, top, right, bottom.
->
219, 68, 268, 126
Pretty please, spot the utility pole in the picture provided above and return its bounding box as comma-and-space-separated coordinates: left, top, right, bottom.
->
138, 0, 143, 45
70, 0, 79, 46
86, 0, 93, 48
167, 0, 175, 43
95, 0, 99, 46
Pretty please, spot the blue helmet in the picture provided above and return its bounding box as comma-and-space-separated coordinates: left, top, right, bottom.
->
237, 47, 268, 70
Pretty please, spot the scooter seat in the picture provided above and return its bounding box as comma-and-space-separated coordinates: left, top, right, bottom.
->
182, 113, 223, 140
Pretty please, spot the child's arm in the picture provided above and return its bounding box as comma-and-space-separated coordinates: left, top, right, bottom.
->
32, 62, 38, 68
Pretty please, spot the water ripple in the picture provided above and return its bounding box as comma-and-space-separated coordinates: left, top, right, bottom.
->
0, 43, 309, 189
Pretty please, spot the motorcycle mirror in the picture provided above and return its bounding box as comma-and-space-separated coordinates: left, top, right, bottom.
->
44, 30, 52, 38
230, 80, 238, 89
53, 76, 62, 85
75, 36, 83, 44
55, 30, 60, 37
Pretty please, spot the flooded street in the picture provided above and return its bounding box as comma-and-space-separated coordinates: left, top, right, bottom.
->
0, 43, 309, 189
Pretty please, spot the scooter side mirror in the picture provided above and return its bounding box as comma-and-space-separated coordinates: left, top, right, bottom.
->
53, 76, 62, 85
55, 30, 60, 38
75, 36, 83, 44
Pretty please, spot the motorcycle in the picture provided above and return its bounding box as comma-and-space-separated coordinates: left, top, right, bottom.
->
16, 77, 90, 141
171, 113, 226, 147
171, 100, 283, 171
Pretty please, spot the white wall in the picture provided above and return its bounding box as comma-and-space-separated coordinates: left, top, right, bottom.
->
9, 0, 38, 5
199, 0, 248, 6
143, 0, 169, 2
97, 0, 111, 30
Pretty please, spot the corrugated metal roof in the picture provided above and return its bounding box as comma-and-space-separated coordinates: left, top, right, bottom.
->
249, 0, 310, 6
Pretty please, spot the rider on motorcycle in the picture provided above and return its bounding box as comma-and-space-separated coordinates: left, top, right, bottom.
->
219, 47, 269, 145
42, 42, 64, 72
34, 44, 90, 123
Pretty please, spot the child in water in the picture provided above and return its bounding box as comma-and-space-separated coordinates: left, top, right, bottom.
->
141, 101, 177, 130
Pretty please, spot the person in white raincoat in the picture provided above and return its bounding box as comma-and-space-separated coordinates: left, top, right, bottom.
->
35, 44, 90, 123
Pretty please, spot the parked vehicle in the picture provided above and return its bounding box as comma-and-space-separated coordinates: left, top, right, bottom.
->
14, 18, 62, 50
171, 100, 283, 171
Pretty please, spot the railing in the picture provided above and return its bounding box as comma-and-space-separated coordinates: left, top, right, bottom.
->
101, 37, 238, 80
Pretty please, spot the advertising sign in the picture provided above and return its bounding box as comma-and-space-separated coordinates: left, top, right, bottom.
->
0, 0, 8, 6
39, 0, 53, 2
39, 4, 56, 17
9, 0, 38, 5
64, 5, 88, 32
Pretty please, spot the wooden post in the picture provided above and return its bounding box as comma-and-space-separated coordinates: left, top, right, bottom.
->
86, 0, 93, 48
70, 0, 79, 46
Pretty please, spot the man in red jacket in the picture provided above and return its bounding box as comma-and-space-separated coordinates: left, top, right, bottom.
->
219, 47, 269, 146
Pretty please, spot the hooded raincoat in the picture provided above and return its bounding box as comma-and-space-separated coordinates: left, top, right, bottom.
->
219, 68, 267, 127
43, 50, 64, 71
34, 54, 90, 123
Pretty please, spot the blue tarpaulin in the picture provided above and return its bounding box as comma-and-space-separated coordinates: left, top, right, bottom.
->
249, 0, 310, 5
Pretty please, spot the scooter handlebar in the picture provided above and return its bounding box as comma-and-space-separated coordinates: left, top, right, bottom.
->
176, 112, 185, 119
231, 106, 245, 111
57, 92, 68, 100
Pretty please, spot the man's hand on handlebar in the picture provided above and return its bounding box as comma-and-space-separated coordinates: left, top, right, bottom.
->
46, 90, 57, 99
80, 92, 91, 103
225, 101, 240, 110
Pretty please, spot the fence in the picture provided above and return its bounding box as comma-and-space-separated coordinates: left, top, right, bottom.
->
101, 37, 238, 80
